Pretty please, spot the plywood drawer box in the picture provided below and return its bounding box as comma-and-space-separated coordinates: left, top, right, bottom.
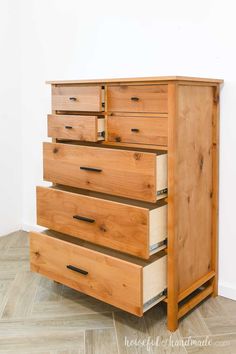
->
52, 85, 105, 112
36, 186, 167, 259
107, 85, 168, 113
108, 116, 168, 145
43, 143, 167, 202
48, 115, 105, 142
30, 230, 167, 316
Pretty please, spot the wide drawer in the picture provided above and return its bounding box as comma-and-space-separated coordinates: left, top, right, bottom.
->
30, 230, 167, 316
52, 85, 104, 112
43, 143, 168, 202
107, 85, 168, 113
108, 116, 168, 145
48, 115, 105, 142
37, 186, 167, 259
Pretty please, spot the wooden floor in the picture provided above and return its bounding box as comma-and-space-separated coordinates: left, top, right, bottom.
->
0, 231, 235, 354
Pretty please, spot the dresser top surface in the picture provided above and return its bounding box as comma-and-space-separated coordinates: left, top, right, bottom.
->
46, 76, 223, 85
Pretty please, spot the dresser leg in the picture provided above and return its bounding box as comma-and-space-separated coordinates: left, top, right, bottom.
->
167, 301, 178, 331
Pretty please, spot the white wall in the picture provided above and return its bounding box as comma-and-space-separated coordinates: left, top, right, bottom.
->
0, 1, 22, 235
18, 0, 236, 300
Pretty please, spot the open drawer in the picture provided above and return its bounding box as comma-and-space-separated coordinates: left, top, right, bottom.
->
43, 143, 168, 202
30, 230, 167, 316
48, 115, 105, 142
36, 186, 167, 259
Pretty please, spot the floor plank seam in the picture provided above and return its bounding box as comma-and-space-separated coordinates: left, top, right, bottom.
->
112, 312, 120, 354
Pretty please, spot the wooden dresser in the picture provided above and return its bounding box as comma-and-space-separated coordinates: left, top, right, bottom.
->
29, 76, 223, 331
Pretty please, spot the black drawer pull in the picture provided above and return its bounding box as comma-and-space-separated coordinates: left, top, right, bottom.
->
66, 265, 88, 275
131, 128, 140, 132
80, 166, 102, 172
65, 126, 73, 129
69, 97, 77, 101
73, 215, 95, 223
131, 96, 139, 101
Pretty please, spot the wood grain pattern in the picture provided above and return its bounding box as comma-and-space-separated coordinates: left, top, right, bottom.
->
107, 85, 168, 113
30, 231, 143, 316
48, 114, 105, 142
167, 82, 179, 331
107, 116, 168, 145
30, 231, 167, 316
36, 186, 167, 259
176, 85, 214, 293
43, 142, 165, 202
52, 85, 103, 112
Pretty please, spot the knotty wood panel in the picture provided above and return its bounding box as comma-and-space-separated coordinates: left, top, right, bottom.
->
107, 85, 168, 113
174, 85, 214, 293
30, 231, 143, 315
36, 186, 166, 259
48, 114, 104, 142
43, 143, 158, 202
52, 85, 103, 112
107, 116, 168, 146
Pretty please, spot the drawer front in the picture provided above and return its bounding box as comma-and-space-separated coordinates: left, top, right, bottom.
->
30, 231, 142, 315
52, 85, 104, 112
107, 85, 168, 113
48, 115, 105, 142
108, 116, 168, 145
43, 143, 167, 202
37, 187, 167, 259
30, 231, 167, 316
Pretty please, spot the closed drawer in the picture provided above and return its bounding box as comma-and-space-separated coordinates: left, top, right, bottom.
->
37, 186, 167, 259
48, 115, 105, 142
43, 143, 167, 202
52, 85, 104, 112
108, 116, 168, 145
30, 230, 167, 316
107, 85, 168, 113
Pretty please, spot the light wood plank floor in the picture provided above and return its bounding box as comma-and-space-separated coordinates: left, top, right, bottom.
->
0, 231, 235, 353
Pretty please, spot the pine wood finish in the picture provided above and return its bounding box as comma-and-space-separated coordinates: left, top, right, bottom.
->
36, 186, 167, 259
52, 85, 104, 112
30, 230, 167, 316
48, 115, 105, 142
107, 85, 168, 113
30, 75, 223, 332
43, 142, 167, 202
107, 116, 168, 145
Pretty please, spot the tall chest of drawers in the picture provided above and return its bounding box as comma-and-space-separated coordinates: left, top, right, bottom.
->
29, 76, 223, 331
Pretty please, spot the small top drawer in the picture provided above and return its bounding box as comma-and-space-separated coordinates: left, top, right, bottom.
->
107, 85, 168, 113
47, 115, 105, 142
52, 85, 104, 112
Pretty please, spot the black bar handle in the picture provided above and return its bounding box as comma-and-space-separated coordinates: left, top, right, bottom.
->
65, 126, 73, 129
131, 128, 140, 132
80, 166, 102, 172
66, 265, 88, 275
69, 97, 77, 101
73, 215, 95, 223
131, 96, 139, 101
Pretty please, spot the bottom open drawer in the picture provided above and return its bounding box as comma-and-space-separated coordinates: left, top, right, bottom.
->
30, 230, 167, 316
